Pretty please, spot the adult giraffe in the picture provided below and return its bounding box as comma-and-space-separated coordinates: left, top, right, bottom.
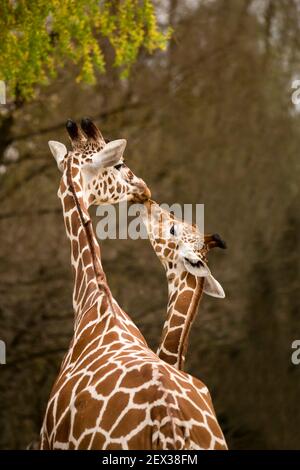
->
40, 119, 227, 449
142, 200, 226, 370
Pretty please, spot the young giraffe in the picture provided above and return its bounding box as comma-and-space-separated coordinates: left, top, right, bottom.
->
142, 200, 226, 370
41, 120, 227, 450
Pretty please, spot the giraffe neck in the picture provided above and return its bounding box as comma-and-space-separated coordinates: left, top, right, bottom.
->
157, 271, 204, 370
60, 156, 111, 325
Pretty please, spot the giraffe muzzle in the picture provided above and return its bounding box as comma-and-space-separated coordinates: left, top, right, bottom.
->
132, 183, 151, 202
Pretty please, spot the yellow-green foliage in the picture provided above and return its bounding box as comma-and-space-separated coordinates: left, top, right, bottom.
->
0, 0, 170, 100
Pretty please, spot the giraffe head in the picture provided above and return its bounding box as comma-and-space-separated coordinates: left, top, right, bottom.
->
143, 200, 226, 298
48, 118, 151, 206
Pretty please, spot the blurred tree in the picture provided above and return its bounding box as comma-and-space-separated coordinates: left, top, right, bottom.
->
0, 0, 170, 101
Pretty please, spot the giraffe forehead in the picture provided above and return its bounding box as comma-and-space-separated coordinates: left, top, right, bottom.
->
69, 141, 105, 163
81, 146, 102, 159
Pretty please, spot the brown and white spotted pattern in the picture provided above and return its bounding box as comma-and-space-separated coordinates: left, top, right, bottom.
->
40, 120, 227, 450
41, 299, 227, 450
49, 119, 150, 320
142, 200, 226, 371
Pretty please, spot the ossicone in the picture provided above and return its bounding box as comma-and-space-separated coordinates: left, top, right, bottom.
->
81, 117, 105, 145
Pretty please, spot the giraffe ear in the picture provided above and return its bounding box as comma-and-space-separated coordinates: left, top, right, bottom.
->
84, 139, 127, 173
48, 140, 67, 172
203, 274, 225, 298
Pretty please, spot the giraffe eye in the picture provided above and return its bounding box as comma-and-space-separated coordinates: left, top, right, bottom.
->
114, 163, 124, 171
170, 225, 176, 236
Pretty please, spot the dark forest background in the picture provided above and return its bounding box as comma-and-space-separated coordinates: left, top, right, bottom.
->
0, 0, 300, 449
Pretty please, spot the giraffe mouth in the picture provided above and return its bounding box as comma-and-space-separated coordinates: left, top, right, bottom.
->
132, 185, 151, 203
